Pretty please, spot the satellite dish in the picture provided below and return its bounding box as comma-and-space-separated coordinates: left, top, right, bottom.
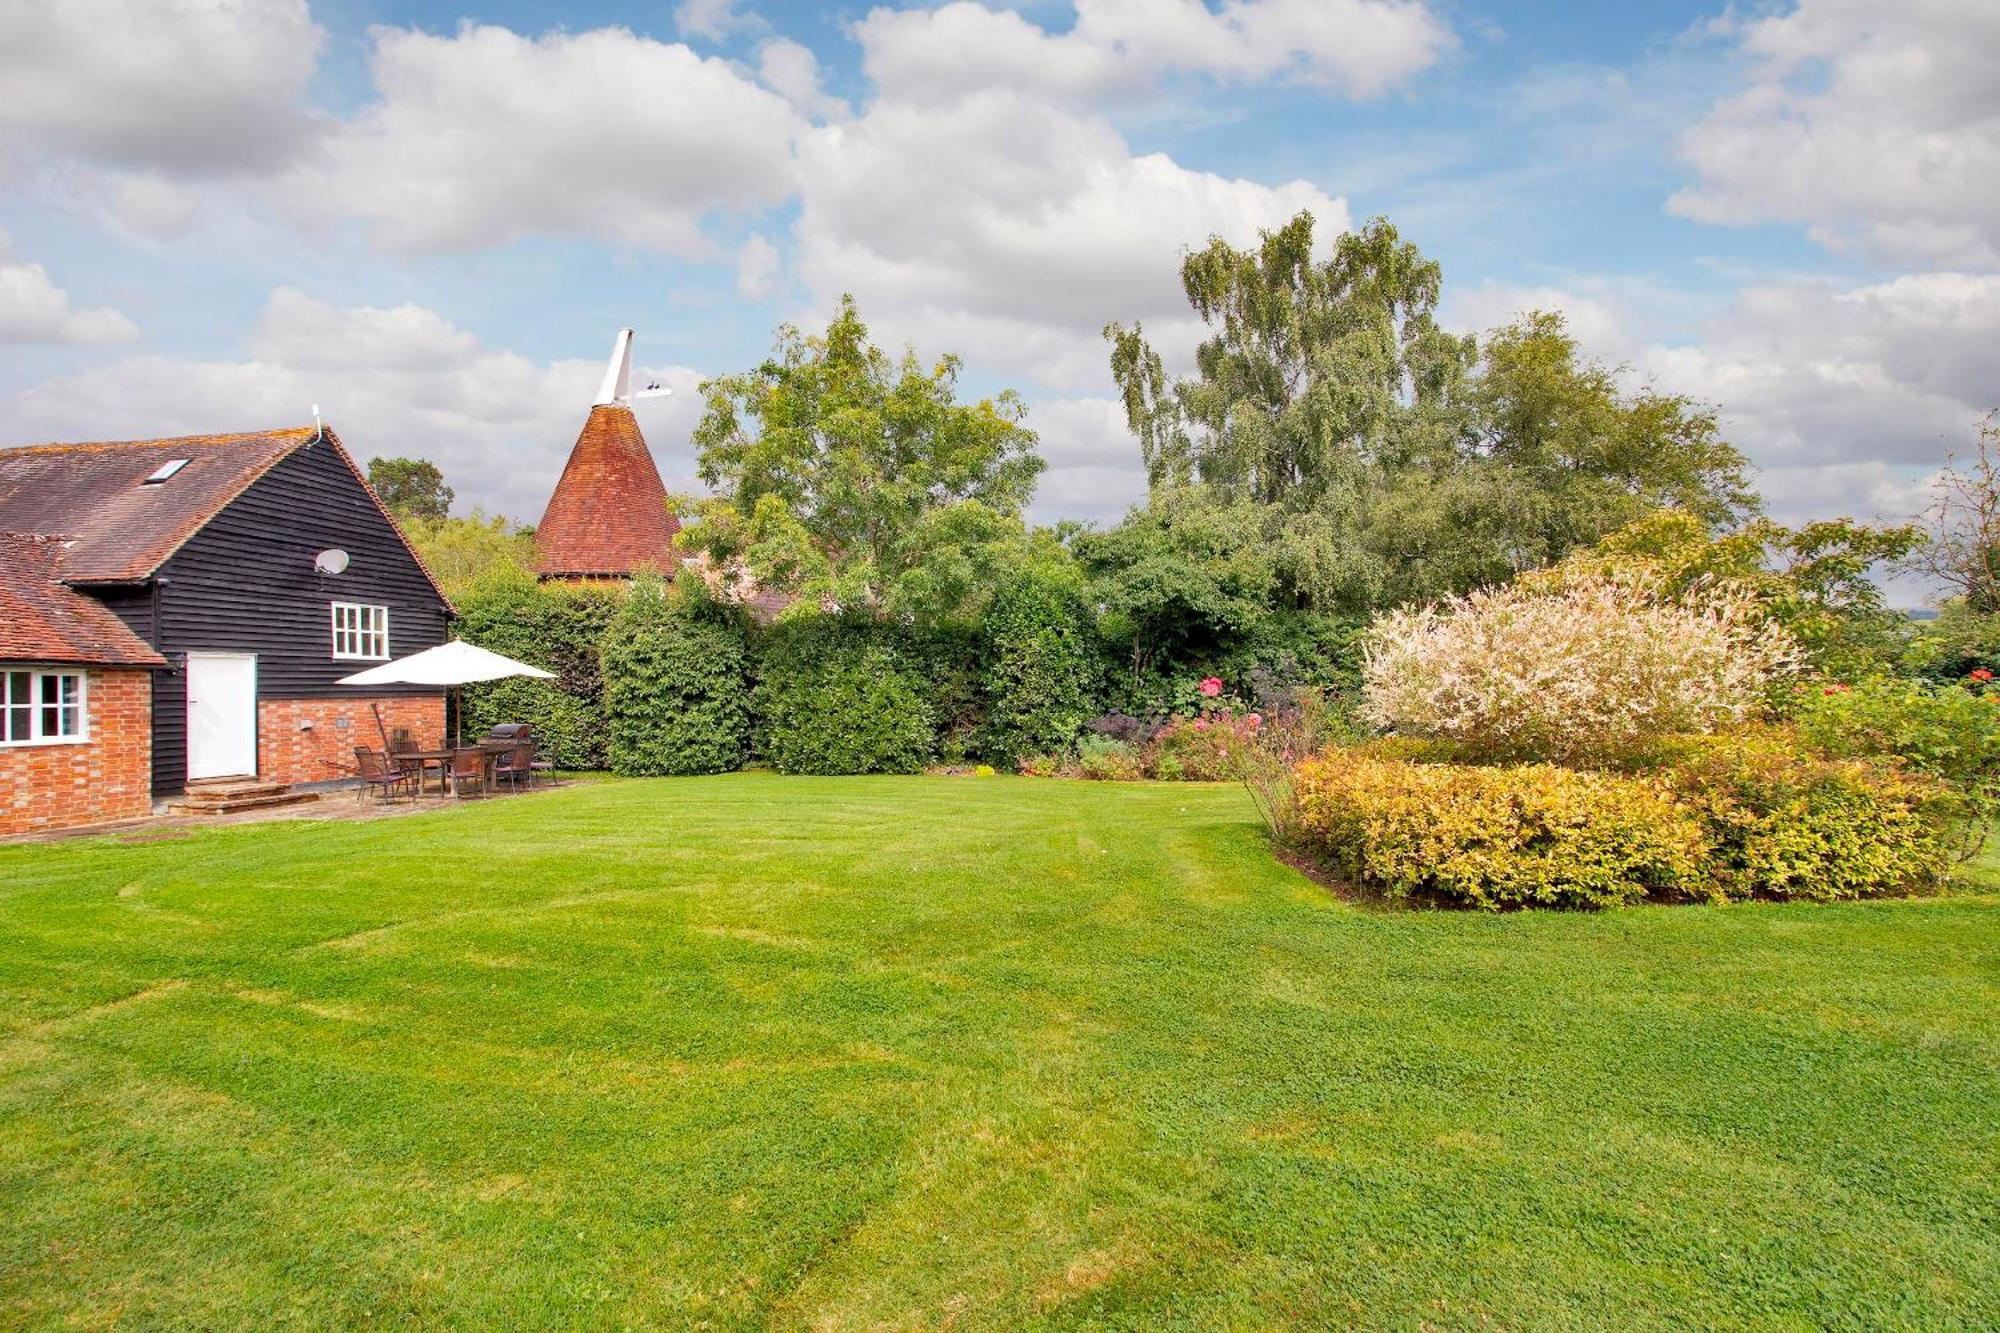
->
314, 548, 351, 576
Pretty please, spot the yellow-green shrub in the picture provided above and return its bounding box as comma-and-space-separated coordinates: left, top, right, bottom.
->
1290, 752, 1705, 910
1655, 730, 1960, 900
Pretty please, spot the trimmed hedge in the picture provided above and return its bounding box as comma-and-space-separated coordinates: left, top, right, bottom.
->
455, 572, 625, 769
981, 574, 1101, 765
754, 614, 935, 774
601, 579, 751, 776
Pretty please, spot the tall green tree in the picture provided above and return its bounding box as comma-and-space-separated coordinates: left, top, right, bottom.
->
367, 456, 454, 523
1107, 214, 1471, 504
687, 296, 1045, 616
1104, 212, 1760, 617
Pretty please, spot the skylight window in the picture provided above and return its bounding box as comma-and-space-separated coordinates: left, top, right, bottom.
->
142, 458, 190, 485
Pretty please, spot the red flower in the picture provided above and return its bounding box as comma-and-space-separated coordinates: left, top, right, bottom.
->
1198, 676, 1223, 698
1973, 668, 1994, 682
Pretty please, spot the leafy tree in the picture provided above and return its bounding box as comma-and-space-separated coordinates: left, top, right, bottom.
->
367, 456, 454, 523
401, 509, 537, 599
1108, 214, 1470, 504
687, 297, 1045, 615
1104, 212, 1759, 617
1466, 313, 1757, 536
1073, 487, 1281, 680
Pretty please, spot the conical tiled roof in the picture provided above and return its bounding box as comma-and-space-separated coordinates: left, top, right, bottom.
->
535, 403, 680, 578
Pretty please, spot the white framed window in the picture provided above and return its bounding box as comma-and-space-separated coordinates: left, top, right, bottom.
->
2, 669, 87, 746
331, 603, 390, 661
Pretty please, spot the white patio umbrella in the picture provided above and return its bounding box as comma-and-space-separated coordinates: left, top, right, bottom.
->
336, 638, 554, 746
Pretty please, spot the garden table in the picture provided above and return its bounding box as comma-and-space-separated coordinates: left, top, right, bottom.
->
402, 748, 501, 796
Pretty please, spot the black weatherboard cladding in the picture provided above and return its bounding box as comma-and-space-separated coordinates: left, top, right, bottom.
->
112, 439, 450, 793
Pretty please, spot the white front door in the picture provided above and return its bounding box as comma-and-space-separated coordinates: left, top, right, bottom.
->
186, 653, 258, 780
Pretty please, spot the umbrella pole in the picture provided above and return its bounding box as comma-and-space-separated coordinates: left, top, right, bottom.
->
454, 684, 462, 747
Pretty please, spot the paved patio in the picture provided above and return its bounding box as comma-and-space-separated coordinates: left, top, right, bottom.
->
1, 779, 572, 846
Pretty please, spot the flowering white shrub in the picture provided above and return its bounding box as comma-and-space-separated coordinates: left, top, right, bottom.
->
1361, 573, 1799, 763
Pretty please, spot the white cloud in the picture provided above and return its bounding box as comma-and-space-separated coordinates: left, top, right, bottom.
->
675, 0, 766, 43
0, 232, 139, 345
1748, 461, 1935, 533
2, 289, 702, 523
757, 37, 848, 120
736, 233, 781, 299
1670, 0, 2000, 268
298, 23, 802, 254
1643, 272, 2000, 476
0, 0, 321, 175
856, 0, 1454, 106
1022, 395, 1146, 526
794, 88, 1347, 389
108, 176, 200, 238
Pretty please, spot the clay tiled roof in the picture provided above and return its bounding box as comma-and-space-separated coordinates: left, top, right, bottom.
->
0, 426, 451, 608
0, 533, 166, 666
536, 404, 680, 578
0, 428, 316, 583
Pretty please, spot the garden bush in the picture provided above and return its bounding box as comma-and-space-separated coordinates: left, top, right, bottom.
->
1903, 603, 2000, 684
1149, 713, 1262, 781
754, 614, 935, 774
456, 570, 626, 768
1654, 729, 1963, 898
1363, 572, 1798, 764
1289, 751, 1705, 909
600, 577, 751, 776
1074, 735, 1144, 781
981, 573, 1103, 765
1788, 675, 2000, 825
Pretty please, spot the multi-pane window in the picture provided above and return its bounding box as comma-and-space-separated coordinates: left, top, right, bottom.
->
1, 670, 85, 745
331, 603, 390, 660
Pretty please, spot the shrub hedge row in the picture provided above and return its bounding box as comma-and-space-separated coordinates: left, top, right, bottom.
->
1290, 732, 1963, 909
600, 577, 751, 776
457, 569, 1143, 774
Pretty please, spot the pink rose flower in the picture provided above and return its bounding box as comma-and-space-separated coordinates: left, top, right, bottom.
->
1199, 676, 1223, 698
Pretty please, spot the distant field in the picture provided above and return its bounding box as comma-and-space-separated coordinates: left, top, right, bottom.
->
2, 775, 1995, 1329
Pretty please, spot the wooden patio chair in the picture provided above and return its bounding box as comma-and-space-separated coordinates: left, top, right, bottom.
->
447, 747, 489, 800
494, 739, 536, 789
353, 747, 417, 804
525, 738, 556, 786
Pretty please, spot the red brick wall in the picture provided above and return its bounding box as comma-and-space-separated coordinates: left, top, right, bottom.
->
0, 668, 153, 836
258, 694, 446, 785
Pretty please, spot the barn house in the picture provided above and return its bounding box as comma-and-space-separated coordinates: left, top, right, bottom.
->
0, 425, 452, 835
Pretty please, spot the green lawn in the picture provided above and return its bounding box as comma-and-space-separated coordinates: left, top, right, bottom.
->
2, 776, 1995, 1330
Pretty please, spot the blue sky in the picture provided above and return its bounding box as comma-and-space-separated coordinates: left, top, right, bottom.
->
1, 0, 1992, 570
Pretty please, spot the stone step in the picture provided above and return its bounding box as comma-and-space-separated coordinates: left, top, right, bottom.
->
174, 790, 320, 815
184, 778, 289, 799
